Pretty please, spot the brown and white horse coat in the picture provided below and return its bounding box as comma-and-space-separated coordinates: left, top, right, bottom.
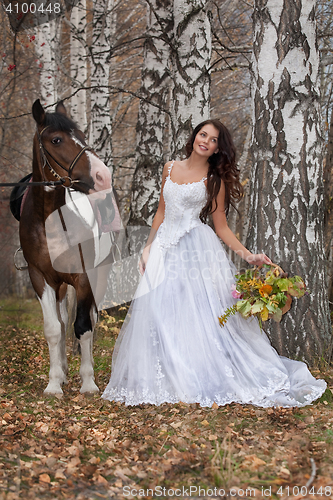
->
20, 99, 119, 395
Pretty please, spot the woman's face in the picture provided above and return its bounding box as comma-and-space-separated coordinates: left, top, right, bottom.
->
193, 124, 219, 158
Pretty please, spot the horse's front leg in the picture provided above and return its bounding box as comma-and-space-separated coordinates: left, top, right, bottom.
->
57, 283, 70, 381
37, 280, 68, 394
74, 279, 99, 394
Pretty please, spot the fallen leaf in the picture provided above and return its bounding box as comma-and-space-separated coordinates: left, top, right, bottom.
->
35, 422, 49, 433
241, 454, 266, 470
39, 473, 51, 483
278, 466, 291, 479
137, 471, 147, 478
67, 445, 80, 456
95, 474, 109, 485
170, 421, 182, 429
54, 469, 66, 480
115, 468, 131, 481
67, 456, 81, 467
82, 464, 97, 477
46, 456, 57, 467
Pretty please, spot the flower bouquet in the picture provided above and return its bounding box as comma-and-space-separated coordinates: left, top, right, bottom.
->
218, 264, 307, 329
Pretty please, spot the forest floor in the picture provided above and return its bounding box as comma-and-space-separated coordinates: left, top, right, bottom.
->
0, 298, 333, 500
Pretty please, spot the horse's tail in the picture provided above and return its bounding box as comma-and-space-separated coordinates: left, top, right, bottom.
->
66, 285, 80, 354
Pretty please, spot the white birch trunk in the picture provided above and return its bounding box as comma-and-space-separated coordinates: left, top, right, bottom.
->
324, 105, 333, 311
227, 126, 252, 269
247, 0, 332, 363
171, 0, 211, 158
36, 19, 59, 106
128, 0, 172, 228
89, 0, 115, 168
70, 0, 87, 131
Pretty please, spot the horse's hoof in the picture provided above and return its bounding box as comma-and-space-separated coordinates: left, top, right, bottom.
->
45, 392, 63, 399
44, 385, 64, 396
80, 383, 99, 395
82, 391, 99, 398
80, 388, 100, 395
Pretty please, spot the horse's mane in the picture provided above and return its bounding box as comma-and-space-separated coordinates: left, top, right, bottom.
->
44, 112, 79, 132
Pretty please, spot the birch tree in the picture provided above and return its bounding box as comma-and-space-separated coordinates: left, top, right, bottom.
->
89, 0, 115, 168
129, 0, 212, 229
171, 0, 211, 158
247, 0, 332, 363
128, 0, 173, 228
318, 0, 333, 310
70, 0, 87, 131
324, 105, 333, 308
36, 19, 60, 106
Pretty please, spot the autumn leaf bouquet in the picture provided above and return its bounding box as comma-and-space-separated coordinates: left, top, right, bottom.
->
219, 264, 307, 329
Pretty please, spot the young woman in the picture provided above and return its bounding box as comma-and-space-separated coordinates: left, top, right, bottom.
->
102, 119, 326, 408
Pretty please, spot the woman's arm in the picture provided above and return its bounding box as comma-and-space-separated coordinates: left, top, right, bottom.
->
139, 162, 170, 274
212, 180, 272, 266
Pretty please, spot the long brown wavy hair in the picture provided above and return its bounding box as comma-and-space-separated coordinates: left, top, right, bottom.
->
185, 119, 244, 222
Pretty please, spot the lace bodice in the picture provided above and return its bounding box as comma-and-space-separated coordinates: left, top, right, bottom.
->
157, 161, 207, 250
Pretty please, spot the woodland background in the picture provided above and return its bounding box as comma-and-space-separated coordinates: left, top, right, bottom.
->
0, 0, 333, 362
1, 3, 333, 497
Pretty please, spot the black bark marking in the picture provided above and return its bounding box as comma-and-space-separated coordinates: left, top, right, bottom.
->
268, 80, 275, 110
276, 0, 307, 63
176, 4, 203, 38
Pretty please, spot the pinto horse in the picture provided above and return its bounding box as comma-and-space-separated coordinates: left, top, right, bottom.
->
20, 99, 115, 395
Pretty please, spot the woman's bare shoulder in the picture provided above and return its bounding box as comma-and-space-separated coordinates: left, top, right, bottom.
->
162, 161, 172, 176
161, 161, 175, 181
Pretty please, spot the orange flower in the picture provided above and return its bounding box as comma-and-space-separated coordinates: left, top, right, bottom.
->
259, 284, 273, 297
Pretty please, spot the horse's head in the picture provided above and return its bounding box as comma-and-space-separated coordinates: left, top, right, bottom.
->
32, 99, 111, 195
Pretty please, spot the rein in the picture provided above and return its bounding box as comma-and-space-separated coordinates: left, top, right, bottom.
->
0, 180, 64, 187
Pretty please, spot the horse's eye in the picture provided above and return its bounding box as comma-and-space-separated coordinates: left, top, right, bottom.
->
51, 137, 62, 145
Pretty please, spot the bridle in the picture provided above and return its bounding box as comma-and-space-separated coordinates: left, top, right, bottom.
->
37, 125, 92, 188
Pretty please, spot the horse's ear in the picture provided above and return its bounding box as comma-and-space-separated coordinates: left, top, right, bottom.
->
32, 99, 45, 126
56, 101, 67, 116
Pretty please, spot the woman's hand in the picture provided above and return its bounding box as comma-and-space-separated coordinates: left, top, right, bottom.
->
139, 246, 151, 275
246, 253, 272, 266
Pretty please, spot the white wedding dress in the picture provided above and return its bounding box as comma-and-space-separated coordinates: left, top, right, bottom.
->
102, 162, 326, 407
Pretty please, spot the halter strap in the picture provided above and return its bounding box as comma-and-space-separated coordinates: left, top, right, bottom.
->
40, 125, 50, 136
37, 125, 92, 188
68, 146, 91, 176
